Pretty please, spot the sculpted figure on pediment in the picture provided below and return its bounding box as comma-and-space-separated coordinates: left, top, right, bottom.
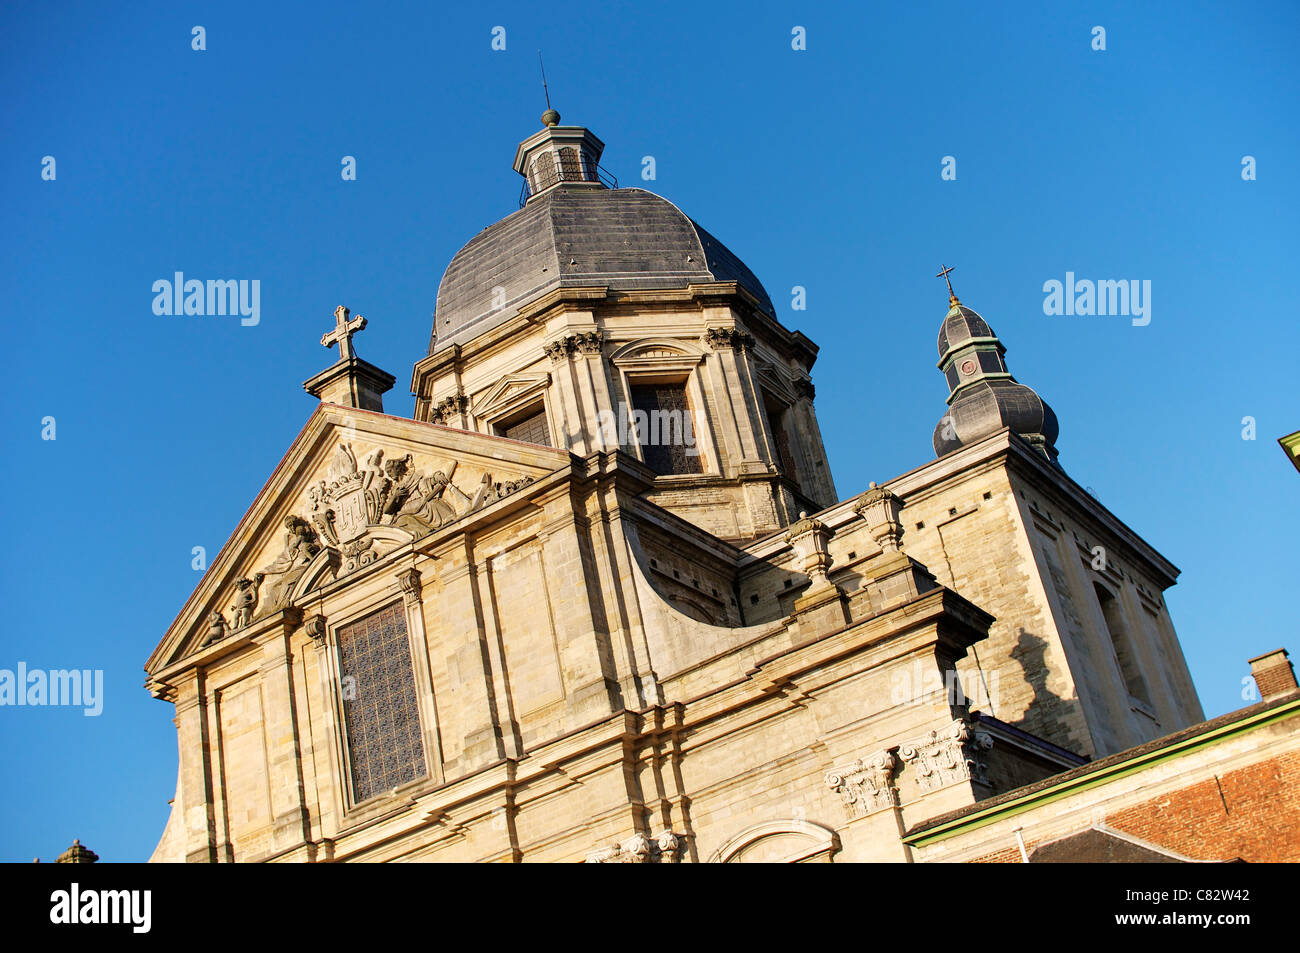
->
257, 516, 321, 614
229, 576, 262, 629
390, 461, 473, 536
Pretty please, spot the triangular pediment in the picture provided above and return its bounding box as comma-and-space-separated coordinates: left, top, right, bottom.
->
473, 372, 552, 421
146, 403, 569, 678
754, 361, 794, 402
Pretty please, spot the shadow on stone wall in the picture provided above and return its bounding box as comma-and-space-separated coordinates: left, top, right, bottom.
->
1007, 627, 1074, 748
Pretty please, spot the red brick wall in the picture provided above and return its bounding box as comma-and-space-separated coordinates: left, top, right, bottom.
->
965, 749, 1300, 863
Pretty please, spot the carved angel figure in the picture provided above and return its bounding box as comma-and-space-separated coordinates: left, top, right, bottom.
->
204, 610, 230, 646
257, 516, 320, 613
229, 577, 261, 629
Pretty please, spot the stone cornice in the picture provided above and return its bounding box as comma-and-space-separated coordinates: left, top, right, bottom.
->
415, 281, 818, 398
674, 586, 992, 726
147, 606, 304, 696
735, 428, 1180, 589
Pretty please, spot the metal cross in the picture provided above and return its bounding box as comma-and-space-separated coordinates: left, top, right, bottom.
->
935, 264, 956, 298
321, 305, 367, 361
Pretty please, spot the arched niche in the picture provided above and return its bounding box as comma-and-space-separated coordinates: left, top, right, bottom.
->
708, 820, 840, 863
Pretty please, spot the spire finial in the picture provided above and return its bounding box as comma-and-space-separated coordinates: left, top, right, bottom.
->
936, 264, 959, 306
539, 51, 559, 126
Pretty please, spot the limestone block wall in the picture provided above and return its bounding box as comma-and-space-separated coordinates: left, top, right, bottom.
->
885, 432, 1201, 759
150, 436, 1108, 864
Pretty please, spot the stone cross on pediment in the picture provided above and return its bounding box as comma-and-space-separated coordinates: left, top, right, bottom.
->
321, 305, 367, 362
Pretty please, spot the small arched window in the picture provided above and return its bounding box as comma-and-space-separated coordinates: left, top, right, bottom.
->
531, 154, 558, 191
557, 147, 582, 181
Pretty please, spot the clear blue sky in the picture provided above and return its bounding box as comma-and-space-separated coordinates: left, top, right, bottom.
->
2, 1, 1296, 862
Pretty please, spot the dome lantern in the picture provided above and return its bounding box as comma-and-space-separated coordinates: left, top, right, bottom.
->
512, 113, 608, 203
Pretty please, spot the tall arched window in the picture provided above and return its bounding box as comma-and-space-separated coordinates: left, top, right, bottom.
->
1094, 583, 1151, 707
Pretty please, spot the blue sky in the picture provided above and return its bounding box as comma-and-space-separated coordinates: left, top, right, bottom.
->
2, 1, 1297, 862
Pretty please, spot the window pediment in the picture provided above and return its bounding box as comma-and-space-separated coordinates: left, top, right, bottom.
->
473, 372, 552, 422
609, 338, 704, 369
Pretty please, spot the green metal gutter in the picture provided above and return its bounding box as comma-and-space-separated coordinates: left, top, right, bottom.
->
905, 697, 1300, 850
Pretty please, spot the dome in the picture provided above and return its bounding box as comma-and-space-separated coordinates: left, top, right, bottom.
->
932, 379, 1060, 457
937, 304, 996, 361
429, 186, 776, 354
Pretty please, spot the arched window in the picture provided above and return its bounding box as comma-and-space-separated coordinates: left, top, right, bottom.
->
531, 154, 558, 191
557, 147, 582, 182
1094, 583, 1151, 706
709, 820, 840, 863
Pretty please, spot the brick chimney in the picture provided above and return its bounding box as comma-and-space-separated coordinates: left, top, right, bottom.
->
1248, 648, 1298, 701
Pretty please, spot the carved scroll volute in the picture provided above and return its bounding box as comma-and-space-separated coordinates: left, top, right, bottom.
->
825, 749, 898, 819
398, 568, 423, 608
305, 614, 328, 648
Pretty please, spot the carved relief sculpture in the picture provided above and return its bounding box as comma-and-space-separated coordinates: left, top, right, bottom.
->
203, 611, 229, 646
257, 516, 321, 614
898, 718, 994, 792
825, 749, 898, 819
391, 460, 473, 535
586, 830, 683, 863
229, 576, 261, 629
204, 445, 538, 645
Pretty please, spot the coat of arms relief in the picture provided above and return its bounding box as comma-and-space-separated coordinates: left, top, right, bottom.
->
203, 442, 535, 646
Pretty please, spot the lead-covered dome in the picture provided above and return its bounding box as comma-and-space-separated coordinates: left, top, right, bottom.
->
430, 185, 776, 353
937, 304, 996, 360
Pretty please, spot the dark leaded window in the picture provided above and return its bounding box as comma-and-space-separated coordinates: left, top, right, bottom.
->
532, 154, 558, 191
630, 382, 703, 475
558, 147, 582, 181
336, 601, 426, 803
500, 406, 551, 447
977, 350, 1005, 374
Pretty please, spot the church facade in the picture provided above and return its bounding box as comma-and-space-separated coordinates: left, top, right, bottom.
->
144, 113, 1213, 863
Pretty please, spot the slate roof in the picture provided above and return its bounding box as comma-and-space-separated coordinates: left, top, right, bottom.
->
933, 379, 1060, 457
937, 304, 997, 360
429, 185, 776, 353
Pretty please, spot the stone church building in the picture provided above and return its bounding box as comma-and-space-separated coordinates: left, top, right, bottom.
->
144, 112, 1275, 863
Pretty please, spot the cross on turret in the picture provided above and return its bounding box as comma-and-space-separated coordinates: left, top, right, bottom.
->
935, 264, 958, 304
321, 305, 367, 362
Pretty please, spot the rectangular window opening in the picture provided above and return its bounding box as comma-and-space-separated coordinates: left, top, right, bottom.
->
629, 381, 702, 475
497, 404, 551, 448
336, 601, 427, 804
